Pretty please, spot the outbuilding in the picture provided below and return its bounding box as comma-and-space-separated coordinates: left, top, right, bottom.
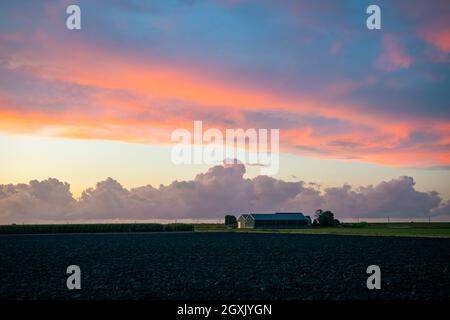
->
237, 212, 311, 229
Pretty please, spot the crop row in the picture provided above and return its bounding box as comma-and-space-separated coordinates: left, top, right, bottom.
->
0, 223, 194, 234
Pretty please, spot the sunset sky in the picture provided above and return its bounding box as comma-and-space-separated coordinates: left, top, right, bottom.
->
1, 0, 450, 222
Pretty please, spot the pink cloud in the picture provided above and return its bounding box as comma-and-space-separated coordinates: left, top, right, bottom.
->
425, 30, 450, 53
376, 35, 413, 71
421, 27, 450, 62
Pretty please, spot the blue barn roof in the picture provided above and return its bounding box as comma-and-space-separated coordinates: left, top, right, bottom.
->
249, 212, 308, 221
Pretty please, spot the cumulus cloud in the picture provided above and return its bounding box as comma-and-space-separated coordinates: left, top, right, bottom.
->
0, 163, 448, 223
0, 178, 74, 222
431, 200, 450, 217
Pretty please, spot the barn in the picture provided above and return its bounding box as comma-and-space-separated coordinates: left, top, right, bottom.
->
237, 212, 311, 229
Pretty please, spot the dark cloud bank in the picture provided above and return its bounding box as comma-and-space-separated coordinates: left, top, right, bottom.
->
0, 163, 449, 223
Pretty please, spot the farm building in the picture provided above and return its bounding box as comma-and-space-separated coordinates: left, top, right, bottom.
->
237, 212, 312, 229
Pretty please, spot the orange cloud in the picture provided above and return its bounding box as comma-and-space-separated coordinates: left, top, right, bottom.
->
425, 29, 450, 53
0, 32, 449, 168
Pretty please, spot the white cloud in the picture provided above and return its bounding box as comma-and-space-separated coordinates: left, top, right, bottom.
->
0, 164, 447, 223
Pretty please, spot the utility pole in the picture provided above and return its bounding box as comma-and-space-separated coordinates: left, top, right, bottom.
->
387, 216, 390, 223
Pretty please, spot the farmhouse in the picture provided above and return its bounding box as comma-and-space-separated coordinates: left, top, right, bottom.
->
237, 212, 311, 229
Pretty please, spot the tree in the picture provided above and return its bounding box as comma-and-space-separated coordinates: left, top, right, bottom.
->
313, 209, 339, 227
224, 215, 237, 228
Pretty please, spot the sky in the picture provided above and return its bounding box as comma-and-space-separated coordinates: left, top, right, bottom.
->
0, 0, 450, 222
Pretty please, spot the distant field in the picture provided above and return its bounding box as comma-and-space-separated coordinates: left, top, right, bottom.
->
193, 222, 450, 238
1, 222, 449, 238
